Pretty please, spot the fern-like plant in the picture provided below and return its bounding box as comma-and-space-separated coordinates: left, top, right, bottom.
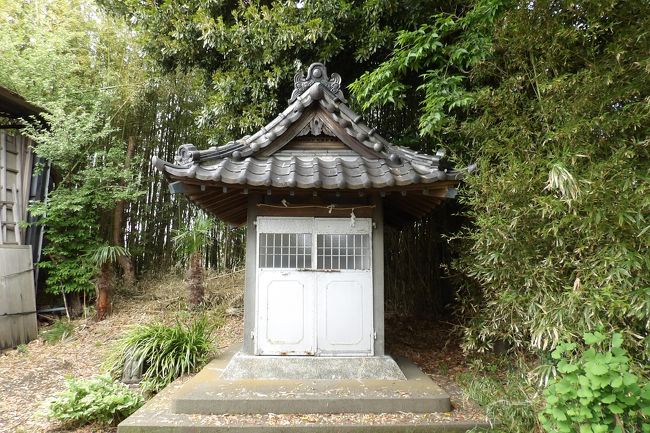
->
172, 215, 215, 307
49, 375, 143, 426
89, 244, 129, 320
108, 318, 213, 393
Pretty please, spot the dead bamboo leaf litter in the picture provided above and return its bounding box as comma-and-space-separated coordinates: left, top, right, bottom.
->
0, 271, 486, 432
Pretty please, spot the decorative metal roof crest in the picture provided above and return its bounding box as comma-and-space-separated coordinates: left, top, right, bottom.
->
289, 63, 346, 103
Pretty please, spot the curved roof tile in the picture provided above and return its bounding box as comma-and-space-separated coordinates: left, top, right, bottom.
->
154, 63, 466, 192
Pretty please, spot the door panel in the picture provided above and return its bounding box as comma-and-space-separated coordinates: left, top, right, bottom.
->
324, 280, 363, 344
266, 279, 305, 344
257, 271, 315, 355
314, 218, 373, 355
316, 273, 373, 355
256, 217, 373, 356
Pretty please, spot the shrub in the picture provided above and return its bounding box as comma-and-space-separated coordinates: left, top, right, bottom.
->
109, 318, 213, 393
540, 332, 650, 433
41, 319, 75, 344
49, 375, 143, 426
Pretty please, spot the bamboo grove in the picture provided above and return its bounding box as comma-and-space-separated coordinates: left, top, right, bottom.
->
1, 0, 648, 364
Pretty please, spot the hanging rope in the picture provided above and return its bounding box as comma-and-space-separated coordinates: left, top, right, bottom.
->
256, 203, 375, 212
257, 202, 374, 226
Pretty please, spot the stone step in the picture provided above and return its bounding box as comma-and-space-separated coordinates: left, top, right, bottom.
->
221, 352, 407, 380
118, 347, 491, 433
172, 356, 450, 415
118, 382, 490, 433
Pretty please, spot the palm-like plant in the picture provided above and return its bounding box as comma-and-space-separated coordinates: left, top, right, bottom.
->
90, 244, 129, 321
172, 215, 215, 308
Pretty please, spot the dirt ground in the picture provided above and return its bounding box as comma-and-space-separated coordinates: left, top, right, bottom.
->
0, 270, 244, 433
0, 271, 486, 433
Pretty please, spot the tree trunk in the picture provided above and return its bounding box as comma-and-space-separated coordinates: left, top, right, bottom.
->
187, 251, 204, 308
66, 292, 83, 318
96, 262, 113, 321
117, 254, 135, 286
113, 136, 136, 287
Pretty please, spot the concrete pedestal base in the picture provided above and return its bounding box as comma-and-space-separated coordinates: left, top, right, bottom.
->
221, 351, 406, 380
173, 350, 447, 415
118, 346, 491, 432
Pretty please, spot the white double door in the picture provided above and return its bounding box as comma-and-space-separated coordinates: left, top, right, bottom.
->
256, 217, 373, 356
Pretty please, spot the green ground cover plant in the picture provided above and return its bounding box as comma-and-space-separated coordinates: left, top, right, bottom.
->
48, 375, 143, 426
540, 332, 650, 433
108, 318, 213, 393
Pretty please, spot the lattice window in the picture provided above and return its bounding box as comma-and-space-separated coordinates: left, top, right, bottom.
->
316, 234, 370, 270
259, 233, 312, 269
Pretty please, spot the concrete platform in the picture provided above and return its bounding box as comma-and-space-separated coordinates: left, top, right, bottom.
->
118, 347, 491, 432
222, 352, 406, 380
118, 380, 491, 433
174, 356, 448, 414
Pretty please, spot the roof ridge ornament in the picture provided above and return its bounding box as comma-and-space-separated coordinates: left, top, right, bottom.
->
289, 63, 346, 104
175, 143, 199, 165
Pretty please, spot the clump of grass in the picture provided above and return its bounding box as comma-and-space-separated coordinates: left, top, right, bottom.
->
108, 318, 213, 393
41, 319, 75, 344
457, 356, 542, 433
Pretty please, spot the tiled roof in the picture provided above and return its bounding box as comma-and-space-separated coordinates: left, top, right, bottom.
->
154, 63, 464, 188
0, 85, 46, 121
160, 154, 458, 190
153, 63, 468, 225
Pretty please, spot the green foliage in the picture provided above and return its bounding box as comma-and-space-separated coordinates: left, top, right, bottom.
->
0, 1, 145, 295
108, 319, 213, 393
353, 0, 650, 359
540, 332, 650, 433
455, 0, 650, 359
457, 357, 540, 433
29, 187, 101, 295
172, 214, 216, 258
90, 245, 129, 267
41, 319, 75, 344
48, 375, 143, 427
350, 0, 507, 135
100, 0, 455, 142
27, 148, 139, 294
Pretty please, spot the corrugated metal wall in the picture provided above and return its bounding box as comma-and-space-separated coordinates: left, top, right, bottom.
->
1, 130, 33, 245
0, 246, 37, 349
1, 130, 38, 349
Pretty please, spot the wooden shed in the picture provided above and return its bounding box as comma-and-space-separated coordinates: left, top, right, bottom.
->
0, 86, 49, 349
154, 63, 461, 361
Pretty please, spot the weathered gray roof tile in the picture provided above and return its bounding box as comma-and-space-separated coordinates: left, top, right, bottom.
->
154, 63, 465, 192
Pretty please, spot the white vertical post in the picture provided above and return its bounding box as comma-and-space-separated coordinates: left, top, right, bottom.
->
16, 134, 24, 244
12, 185, 21, 245
0, 131, 7, 245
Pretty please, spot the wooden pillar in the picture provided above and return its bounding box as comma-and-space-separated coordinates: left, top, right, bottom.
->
371, 194, 385, 356
1, 131, 7, 245
242, 194, 261, 354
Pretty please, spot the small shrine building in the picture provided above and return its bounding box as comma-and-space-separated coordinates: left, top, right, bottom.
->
154, 63, 461, 364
